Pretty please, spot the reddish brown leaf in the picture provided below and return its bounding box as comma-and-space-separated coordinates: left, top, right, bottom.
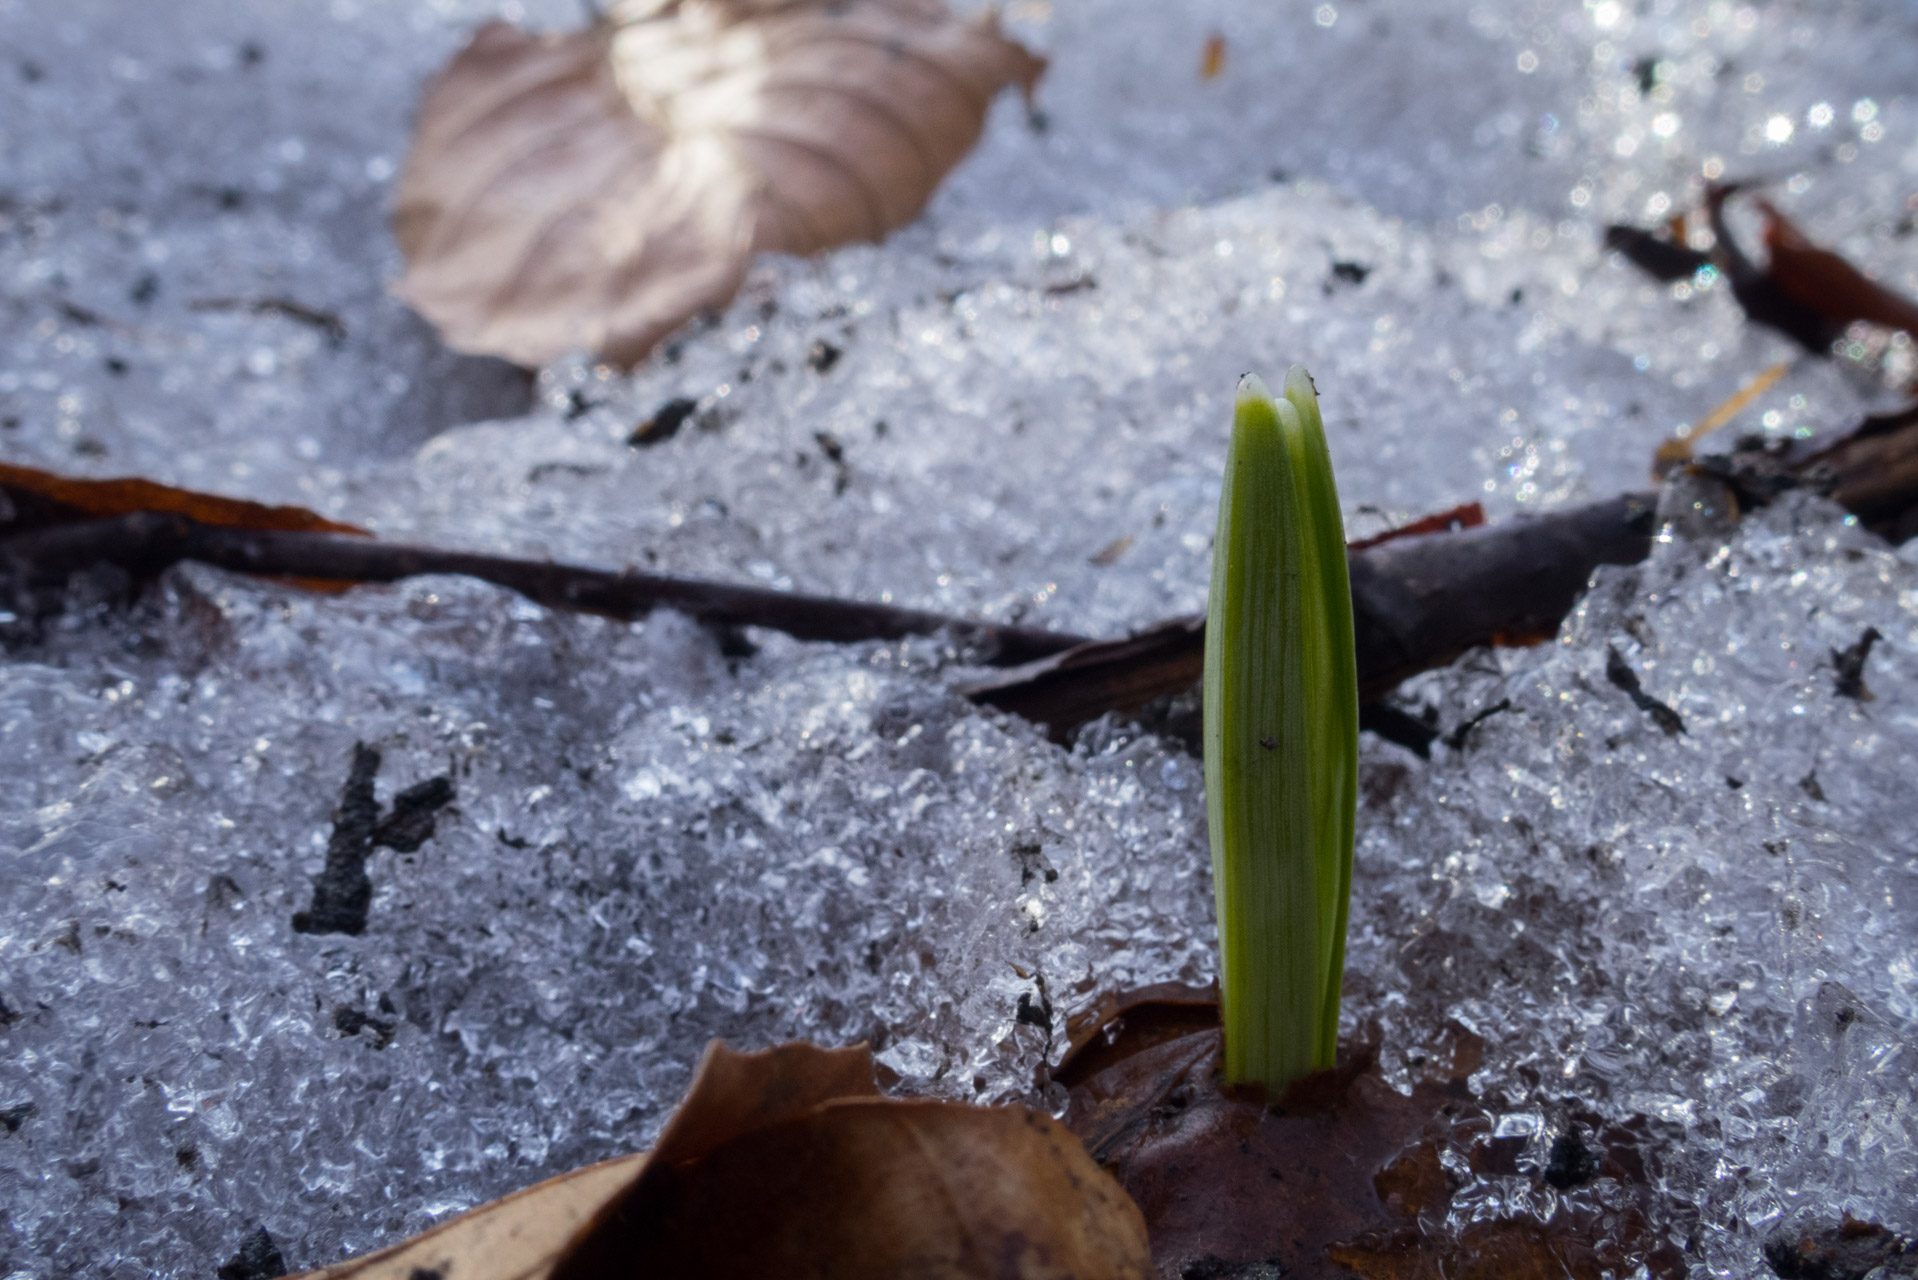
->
1760, 199, 1918, 336
0, 462, 364, 537
394, 0, 1044, 368
1346, 502, 1485, 551
1611, 186, 1912, 354
0, 462, 368, 593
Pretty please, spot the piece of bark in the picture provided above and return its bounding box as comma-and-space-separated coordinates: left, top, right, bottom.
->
1807, 409, 1918, 530
292, 744, 456, 937
1604, 224, 1710, 283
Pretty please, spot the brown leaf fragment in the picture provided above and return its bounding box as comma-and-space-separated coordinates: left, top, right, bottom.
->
0, 462, 364, 538
287, 1151, 648, 1280
289, 1040, 873, 1280
0, 462, 367, 594
1329, 1214, 1680, 1280
1764, 1215, 1918, 1280
1054, 982, 1221, 1090
645, 1038, 879, 1167
1760, 200, 1918, 337
293, 1039, 1149, 1280
395, 1, 1044, 368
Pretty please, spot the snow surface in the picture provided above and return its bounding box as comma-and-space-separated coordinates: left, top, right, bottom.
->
1, 0, 1916, 1275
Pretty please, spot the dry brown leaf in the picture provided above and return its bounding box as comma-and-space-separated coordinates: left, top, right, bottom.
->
395, 0, 1044, 368
1760, 199, 1918, 337
0, 461, 369, 594
286, 1153, 649, 1280
644, 1037, 880, 1166
0, 462, 365, 537
288, 1039, 1149, 1280
555, 1098, 1153, 1279
288, 1040, 870, 1280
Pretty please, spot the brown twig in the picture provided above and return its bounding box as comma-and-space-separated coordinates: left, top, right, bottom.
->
964, 493, 1658, 739
967, 408, 1918, 740
187, 296, 349, 344
0, 512, 1091, 667
1803, 402, 1918, 540
7, 411, 1917, 740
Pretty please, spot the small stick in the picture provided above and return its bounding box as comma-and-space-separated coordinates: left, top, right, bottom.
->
965, 492, 1658, 739
0, 511, 1090, 667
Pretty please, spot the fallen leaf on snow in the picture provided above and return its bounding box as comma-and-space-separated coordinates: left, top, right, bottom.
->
0, 462, 364, 538
1614, 185, 1918, 356
1200, 32, 1226, 81
0, 462, 367, 593
1758, 198, 1918, 339
394, 0, 1045, 368
289, 1039, 1150, 1280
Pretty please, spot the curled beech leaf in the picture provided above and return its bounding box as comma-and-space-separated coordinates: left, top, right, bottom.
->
288, 1041, 873, 1280
394, 0, 1045, 369
554, 1098, 1152, 1279
288, 1040, 1149, 1280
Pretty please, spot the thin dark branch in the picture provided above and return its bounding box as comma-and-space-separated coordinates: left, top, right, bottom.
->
187, 296, 349, 344
0, 512, 1091, 667
6, 409, 1916, 740
967, 407, 1918, 741
964, 493, 1658, 739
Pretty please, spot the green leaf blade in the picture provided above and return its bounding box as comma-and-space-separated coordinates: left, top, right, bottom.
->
1204, 369, 1358, 1091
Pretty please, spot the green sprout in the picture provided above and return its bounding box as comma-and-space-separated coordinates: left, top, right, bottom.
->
1203, 367, 1359, 1092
